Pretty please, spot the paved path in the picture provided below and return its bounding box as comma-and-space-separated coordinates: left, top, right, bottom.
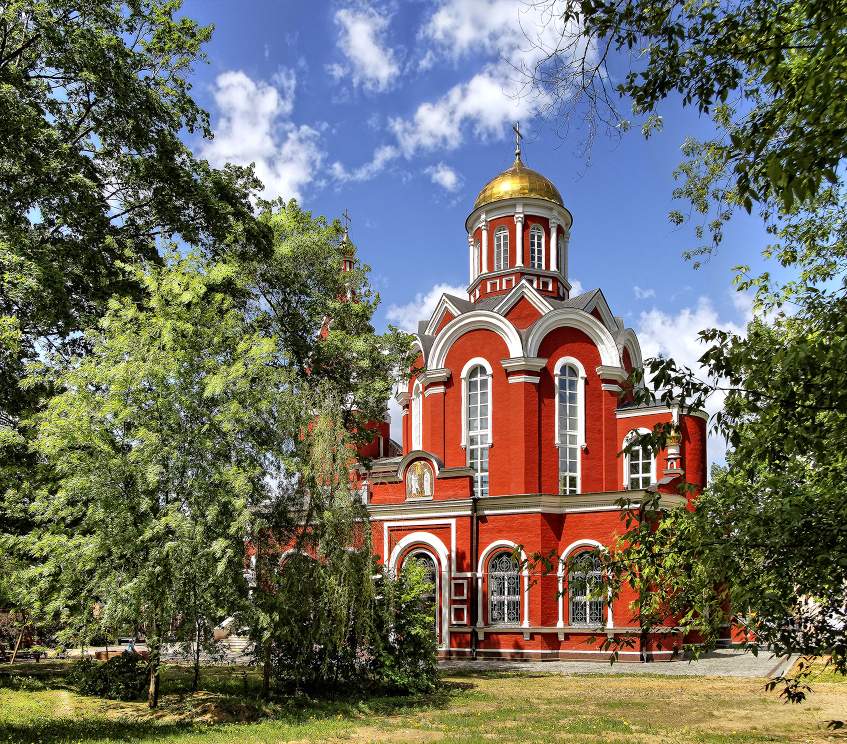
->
440, 649, 797, 678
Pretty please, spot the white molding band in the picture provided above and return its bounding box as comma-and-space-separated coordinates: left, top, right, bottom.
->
508, 374, 540, 384
501, 356, 547, 373
424, 385, 446, 397
429, 311, 524, 369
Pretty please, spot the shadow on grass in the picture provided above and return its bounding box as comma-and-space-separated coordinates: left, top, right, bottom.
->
3, 672, 474, 743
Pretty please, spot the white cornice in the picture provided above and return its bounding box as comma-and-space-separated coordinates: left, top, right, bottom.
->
507, 374, 540, 384
465, 196, 573, 234
596, 365, 629, 383
394, 390, 410, 406
419, 367, 451, 385
501, 356, 547, 372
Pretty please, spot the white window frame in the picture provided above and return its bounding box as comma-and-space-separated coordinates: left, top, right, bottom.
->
411, 380, 423, 450
623, 428, 656, 490
461, 357, 493, 498
493, 226, 509, 271
529, 224, 545, 269
554, 357, 586, 494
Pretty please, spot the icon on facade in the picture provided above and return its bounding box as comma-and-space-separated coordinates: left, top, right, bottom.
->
406, 460, 434, 499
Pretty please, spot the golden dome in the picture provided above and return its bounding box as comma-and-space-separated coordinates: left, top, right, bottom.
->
473, 155, 564, 210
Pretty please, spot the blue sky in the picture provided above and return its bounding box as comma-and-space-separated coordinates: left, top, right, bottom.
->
179, 0, 772, 458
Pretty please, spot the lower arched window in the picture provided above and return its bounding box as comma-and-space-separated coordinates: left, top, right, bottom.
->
569, 553, 604, 626
488, 552, 520, 624
406, 550, 438, 633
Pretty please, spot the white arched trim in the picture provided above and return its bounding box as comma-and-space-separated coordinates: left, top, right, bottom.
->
556, 540, 613, 629
429, 311, 524, 369
554, 356, 587, 449
525, 308, 620, 366
460, 357, 493, 449
477, 539, 530, 628
617, 328, 644, 380
622, 427, 656, 490
396, 450, 443, 479
388, 531, 451, 649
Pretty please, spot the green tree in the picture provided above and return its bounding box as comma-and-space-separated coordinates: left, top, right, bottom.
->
21, 255, 284, 707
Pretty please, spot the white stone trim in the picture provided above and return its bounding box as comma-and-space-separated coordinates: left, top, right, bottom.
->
548, 220, 558, 272
596, 364, 629, 383
508, 374, 540, 384
491, 279, 553, 317
525, 308, 620, 365
601, 383, 623, 393
478, 539, 530, 628
429, 311, 524, 369
501, 356, 548, 373
425, 295, 464, 337
556, 540, 613, 629
424, 385, 446, 397
514, 210, 524, 268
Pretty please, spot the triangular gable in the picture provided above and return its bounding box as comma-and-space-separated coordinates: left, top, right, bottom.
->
582, 289, 617, 333
425, 294, 464, 336
492, 279, 553, 318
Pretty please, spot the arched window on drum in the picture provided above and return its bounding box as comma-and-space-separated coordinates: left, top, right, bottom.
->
529, 224, 544, 269
493, 226, 509, 271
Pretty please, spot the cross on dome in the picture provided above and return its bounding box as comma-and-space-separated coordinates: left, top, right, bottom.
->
513, 122, 523, 161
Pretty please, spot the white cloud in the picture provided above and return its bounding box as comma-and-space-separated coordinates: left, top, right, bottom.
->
569, 278, 584, 296
426, 162, 461, 191
385, 282, 467, 332
635, 296, 747, 466
389, 66, 539, 157
332, 144, 399, 183
422, 0, 590, 80
202, 70, 323, 202
634, 285, 656, 300
333, 6, 400, 92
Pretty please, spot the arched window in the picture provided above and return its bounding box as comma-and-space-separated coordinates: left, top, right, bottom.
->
488, 552, 520, 624
624, 430, 655, 489
556, 362, 582, 494
569, 552, 604, 626
466, 365, 490, 497
529, 224, 544, 269
493, 227, 509, 271
411, 380, 423, 450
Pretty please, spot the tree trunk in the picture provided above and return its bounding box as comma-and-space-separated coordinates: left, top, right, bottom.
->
262, 641, 271, 699
147, 622, 161, 709
192, 617, 202, 692
10, 626, 24, 664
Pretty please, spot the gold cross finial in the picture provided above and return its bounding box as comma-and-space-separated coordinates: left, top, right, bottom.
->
513, 122, 523, 161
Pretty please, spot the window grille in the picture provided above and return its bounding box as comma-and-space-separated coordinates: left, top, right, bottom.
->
489, 552, 520, 624
569, 553, 604, 626
494, 227, 509, 270
529, 225, 544, 268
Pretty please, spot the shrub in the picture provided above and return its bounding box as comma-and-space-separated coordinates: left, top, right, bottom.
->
68, 653, 147, 700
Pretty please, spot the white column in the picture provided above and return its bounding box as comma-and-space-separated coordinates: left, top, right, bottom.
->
480, 217, 489, 273
549, 220, 558, 272
468, 234, 474, 284
561, 228, 570, 280
514, 213, 524, 267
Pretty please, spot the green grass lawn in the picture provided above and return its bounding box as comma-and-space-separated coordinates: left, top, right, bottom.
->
1, 661, 845, 743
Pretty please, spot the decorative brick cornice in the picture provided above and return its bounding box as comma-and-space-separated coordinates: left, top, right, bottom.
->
419, 367, 452, 386
595, 365, 629, 383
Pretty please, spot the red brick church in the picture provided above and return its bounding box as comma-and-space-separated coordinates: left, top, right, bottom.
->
359, 141, 707, 661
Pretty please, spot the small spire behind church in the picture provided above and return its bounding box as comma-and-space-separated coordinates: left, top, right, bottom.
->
342, 207, 352, 240
513, 121, 523, 162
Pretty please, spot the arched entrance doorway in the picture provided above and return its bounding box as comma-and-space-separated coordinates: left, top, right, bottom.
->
403, 549, 440, 642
